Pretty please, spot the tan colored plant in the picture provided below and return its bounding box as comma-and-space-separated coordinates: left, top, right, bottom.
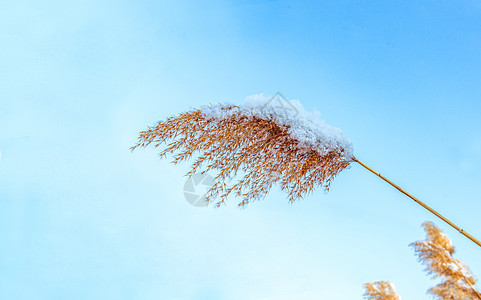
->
131, 106, 351, 207
410, 221, 481, 299
132, 96, 481, 249
365, 222, 480, 299
363, 281, 401, 300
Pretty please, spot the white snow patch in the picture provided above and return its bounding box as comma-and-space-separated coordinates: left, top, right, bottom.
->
200, 93, 354, 159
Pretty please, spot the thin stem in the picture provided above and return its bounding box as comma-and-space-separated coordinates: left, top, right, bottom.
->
352, 156, 481, 249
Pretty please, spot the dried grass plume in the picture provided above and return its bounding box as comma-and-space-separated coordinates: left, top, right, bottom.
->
410, 221, 481, 299
363, 281, 401, 300
132, 94, 353, 207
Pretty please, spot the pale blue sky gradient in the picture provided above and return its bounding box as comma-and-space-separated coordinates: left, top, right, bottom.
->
1, 1, 481, 299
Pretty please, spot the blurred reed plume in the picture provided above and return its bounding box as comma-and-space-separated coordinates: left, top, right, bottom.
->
364, 222, 480, 299
363, 281, 401, 300
411, 221, 481, 299
131, 95, 353, 207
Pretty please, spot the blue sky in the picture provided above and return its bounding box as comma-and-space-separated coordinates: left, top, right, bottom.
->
1, 0, 480, 299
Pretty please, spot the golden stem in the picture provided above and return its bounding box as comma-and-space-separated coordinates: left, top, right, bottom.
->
352, 157, 481, 249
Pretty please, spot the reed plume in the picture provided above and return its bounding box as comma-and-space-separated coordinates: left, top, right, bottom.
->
132, 93, 481, 248
132, 94, 353, 207
363, 281, 401, 300
364, 222, 480, 299
410, 221, 481, 299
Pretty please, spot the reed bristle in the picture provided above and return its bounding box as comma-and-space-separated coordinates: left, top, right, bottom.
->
132, 106, 353, 207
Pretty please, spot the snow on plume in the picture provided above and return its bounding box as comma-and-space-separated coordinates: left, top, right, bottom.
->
200, 93, 354, 159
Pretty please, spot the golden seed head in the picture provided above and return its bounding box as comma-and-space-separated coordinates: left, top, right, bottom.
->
132, 106, 353, 207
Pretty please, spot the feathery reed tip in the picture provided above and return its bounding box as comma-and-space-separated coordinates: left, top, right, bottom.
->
133, 93, 354, 207
363, 281, 401, 300
410, 221, 480, 299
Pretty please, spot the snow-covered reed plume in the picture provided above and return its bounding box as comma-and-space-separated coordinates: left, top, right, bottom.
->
363, 281, 401, 300
132, 94, 353, 207
132, 93, 481, 248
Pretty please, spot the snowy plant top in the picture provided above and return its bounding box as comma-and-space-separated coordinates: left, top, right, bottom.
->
133, 93, 354, 206
200, 93, 354, 159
